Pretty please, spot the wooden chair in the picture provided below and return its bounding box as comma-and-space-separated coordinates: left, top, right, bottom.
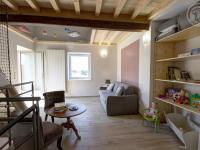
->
43, 91, 65, 122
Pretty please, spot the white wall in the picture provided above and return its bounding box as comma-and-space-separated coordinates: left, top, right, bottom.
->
36, 42, 117, 97
8, 29, 34, 84
117, 32, 152, 113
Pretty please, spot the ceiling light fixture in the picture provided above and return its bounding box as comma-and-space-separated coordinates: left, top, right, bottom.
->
100, 48, 108, 58
68, 31, 80, 38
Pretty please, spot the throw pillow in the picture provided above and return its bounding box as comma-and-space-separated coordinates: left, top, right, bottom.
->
107, 83, 114, 91
115, 86, 123, 96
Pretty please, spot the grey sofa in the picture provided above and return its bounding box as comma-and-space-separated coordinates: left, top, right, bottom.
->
99, 81, 138, 116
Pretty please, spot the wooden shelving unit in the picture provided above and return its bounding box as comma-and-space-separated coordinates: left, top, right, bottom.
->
155, 97, 200, 116
156, 23, 200, 42
155, 79, 200, 86
153, 22, 200, 116
156, 54, 200, 62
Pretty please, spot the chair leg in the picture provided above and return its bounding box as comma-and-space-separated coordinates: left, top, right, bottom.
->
57, 136, 62, 150
51, 116, 54, 123
45, 114, 48, 121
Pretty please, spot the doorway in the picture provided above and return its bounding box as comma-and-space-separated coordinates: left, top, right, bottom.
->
20, 51, 44, 96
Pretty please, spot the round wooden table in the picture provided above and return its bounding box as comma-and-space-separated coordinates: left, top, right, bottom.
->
47, 103, 86, 139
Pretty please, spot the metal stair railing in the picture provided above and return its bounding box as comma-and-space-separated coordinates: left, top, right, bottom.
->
0, 104, 40, 150
0, 81, 41, 150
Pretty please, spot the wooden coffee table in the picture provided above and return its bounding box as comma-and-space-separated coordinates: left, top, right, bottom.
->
47, 103, 86, 139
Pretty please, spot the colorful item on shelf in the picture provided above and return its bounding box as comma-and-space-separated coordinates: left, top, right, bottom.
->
189, 93, 200, 109
176, 89, 189, 104
165, 88, 181, 99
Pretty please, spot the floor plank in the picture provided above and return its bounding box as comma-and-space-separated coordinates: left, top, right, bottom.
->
42, 97, 182, 150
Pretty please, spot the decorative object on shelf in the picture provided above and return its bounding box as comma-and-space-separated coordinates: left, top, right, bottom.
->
165, 88, 181, 100
143, 102, 160, 133
167, 67, 177, 80
191, 48, 200, 55
160, 88, 190, 104
167, 67, 192, 81
156, 17, 178, 40
181, 71, 191, 81
177, 52, 191, 57
176, 89, 189, 104
174, 68, 181, 80
189, 93, 200, 109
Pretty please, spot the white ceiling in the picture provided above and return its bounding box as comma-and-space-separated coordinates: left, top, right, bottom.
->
10, 23, 92, 43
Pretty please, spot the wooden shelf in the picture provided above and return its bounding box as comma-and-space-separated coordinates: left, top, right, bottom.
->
156, 54, 200, 62
156, 23, 200, 42
155, 79, 200, 86
155, 97, 200, 116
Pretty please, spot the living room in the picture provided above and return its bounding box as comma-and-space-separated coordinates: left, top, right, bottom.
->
1, 0, 200, 150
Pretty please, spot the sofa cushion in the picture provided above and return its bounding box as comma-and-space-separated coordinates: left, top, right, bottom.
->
107, 83, 114, 91
113, 82, 120, 93
115, 86, 123, 96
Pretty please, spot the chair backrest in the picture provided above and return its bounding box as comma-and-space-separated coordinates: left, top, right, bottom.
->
43, 91, 65, 109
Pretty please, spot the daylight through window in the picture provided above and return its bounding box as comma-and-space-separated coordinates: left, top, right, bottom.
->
68, 52, 91, 80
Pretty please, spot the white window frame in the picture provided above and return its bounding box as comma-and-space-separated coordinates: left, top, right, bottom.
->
67, 52, 91, 80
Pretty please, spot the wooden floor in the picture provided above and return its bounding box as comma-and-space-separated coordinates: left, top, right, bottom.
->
43, 97, 181, 150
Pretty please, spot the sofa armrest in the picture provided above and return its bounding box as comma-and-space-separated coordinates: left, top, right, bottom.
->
106, 95, 138, 116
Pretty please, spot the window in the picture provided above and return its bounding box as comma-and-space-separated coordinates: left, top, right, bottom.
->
68, 52, 91, 80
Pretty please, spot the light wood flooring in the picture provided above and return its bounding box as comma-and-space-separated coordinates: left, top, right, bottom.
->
42, 97, 181, 150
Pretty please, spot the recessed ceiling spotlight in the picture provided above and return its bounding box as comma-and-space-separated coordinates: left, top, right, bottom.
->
68, 31, 80, 38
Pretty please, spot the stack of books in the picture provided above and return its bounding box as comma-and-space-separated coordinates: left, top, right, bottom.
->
54, 102, 67, 112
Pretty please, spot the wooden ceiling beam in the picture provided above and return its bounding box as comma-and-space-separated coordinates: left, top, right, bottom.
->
73, 0, 80, 14
131, 0, 151, 19
116, 32, 132, 43
5, 14, 149, 31
3, 7, 149, 31
149, 0, 174, 20
106, 31, 121, 45
90, 29, 96, 44
50, 0, 61, 13
5, 7, 148, 24
2, 0, 18, 11
26, 0, 40, 12
95, 0, 103, 16
99, 30, 109, 45
114, 0, 127, 18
